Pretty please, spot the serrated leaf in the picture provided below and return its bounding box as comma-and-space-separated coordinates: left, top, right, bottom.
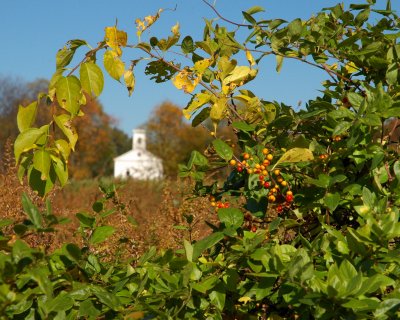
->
124, 69, 135, 96
17, 101, 38, 133
56, 75, 82, 115
103, 50, 125, 81
80, 62, 104, 97
274, 148, 314, 168
212, 139, 233, 161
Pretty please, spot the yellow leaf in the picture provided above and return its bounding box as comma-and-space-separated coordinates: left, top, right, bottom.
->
245, 50, 256, 66
273, 148, 314, 169
238, 296, 252, 304
171, 22, 180, 36
104, 26, 127, 56
326, 63, 338, 70
172, 70, 196, 93
210, 97, 227, 124
124, 70, 135, 96
193, 59, 211, 74
345, 61, 358, 74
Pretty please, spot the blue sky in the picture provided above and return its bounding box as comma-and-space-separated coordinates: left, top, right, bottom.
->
1, 1, 398, 135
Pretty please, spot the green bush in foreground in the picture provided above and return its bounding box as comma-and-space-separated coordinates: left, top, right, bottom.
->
2, 0, 400, 318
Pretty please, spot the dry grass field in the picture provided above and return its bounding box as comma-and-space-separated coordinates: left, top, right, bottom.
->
0, 142, 217, 259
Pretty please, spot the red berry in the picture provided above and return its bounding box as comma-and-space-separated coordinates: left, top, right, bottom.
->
259, 175, 264, 181
224, 202, 230, 208
237, 166, 243, 172
264, 181, 270, 188
251, 225, 257, 232
286, 194, 294, 202
277, 205, 283, 213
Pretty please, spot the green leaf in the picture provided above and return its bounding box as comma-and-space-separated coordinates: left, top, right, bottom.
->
287, 18, 303, 38
184, 239, 193, 262
246, 6, 265, 15
46, 293, 74, 313
332, 121, 351, 137
192, 276, 219, 294
274, 148, 314, 168
212, 139, 233, 161
80, 62, 104, 97
181, 36, 194, 54
56, 47, 74, 69
55, 75, 82, 115
275, 55, 284, 73
52, 156, 68, 186
89, 226, 115, 245
28, 166, 55, 197
103, 50, 125, 81
218, 208, 244, 229
193, 232, 224, 260
54, 114, 78, 151
324, 192, 340, 212
347, 92, 364, 109
375, 299, 400, 317
232, 121, 255, 132
91, 285, 121, 310
33, 149, 51, 180
191, 107, 210, 127
209, 288, 225, 311
72, 215, 92, 232
14, 125, 49, 163
187, 150, 208, 169
21, 193, 42, 228
17, 101, 38, 133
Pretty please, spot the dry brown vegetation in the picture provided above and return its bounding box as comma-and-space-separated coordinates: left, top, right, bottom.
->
0, 141, 217, 259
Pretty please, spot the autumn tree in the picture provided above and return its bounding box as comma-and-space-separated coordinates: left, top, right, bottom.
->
145, 101, 211, 177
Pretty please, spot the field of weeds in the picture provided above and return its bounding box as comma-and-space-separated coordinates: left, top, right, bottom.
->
0, 143, 217, 259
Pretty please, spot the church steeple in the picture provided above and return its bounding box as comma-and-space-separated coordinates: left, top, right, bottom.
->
132, 129, 146, 150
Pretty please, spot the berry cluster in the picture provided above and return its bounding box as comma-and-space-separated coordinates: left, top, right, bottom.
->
230, 148, 295, 213
209, 196, 230, 211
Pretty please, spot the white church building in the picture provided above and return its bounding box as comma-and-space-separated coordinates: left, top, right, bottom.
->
114, 129, 163, 180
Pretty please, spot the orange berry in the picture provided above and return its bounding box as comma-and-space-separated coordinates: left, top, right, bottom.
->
243, 153, 250, 160
277, 177, 283, 183
274, 169, 280, 176
247, 169, 253, 174
268, 195, 276, 202
281, 180, 288, 187
211, 201, 216, 207
255, 164, 261, 169
229, 159, 236, 166
262, 148, 269, 155
262, 170, 268, 176
271, 188, 277, 194
263, 159, 270, 166
267, 154, 273, 161
286, 190, 293, 196
242, 160, 247, 165
260, 165, 266, 170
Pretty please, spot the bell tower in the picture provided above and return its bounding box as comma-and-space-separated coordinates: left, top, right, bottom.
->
132, 129, 146, 150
